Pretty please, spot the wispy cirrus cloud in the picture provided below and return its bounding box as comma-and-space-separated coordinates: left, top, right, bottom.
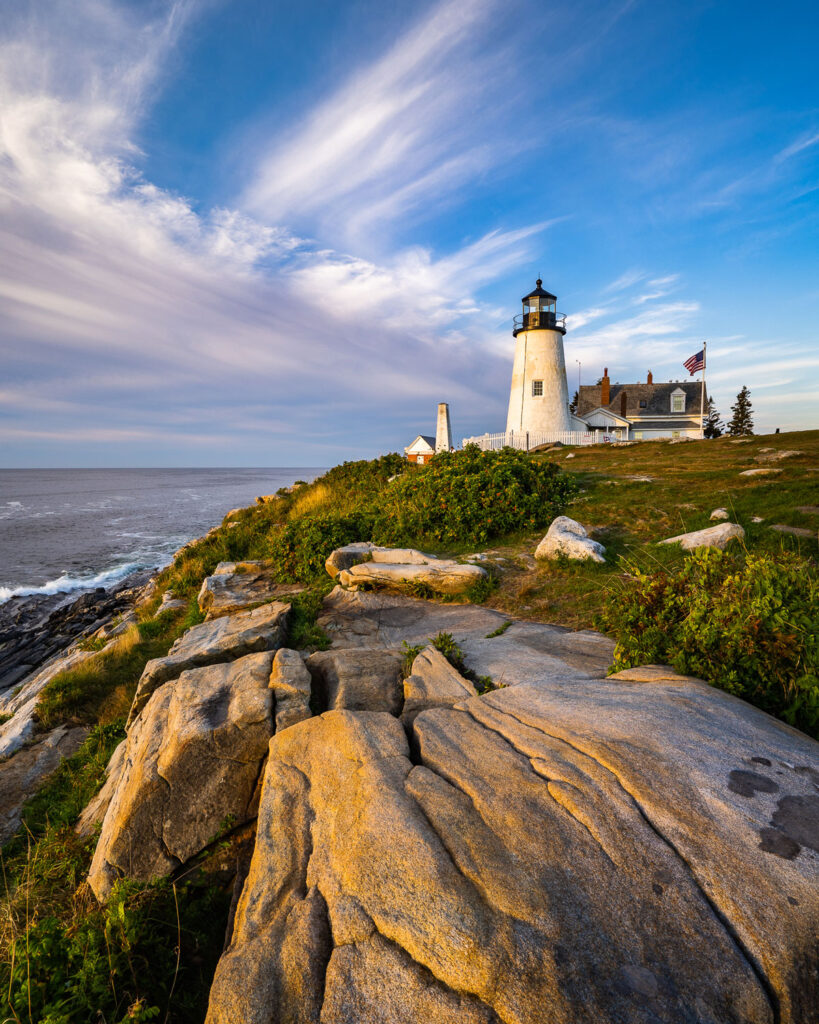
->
241, 0, 513, 243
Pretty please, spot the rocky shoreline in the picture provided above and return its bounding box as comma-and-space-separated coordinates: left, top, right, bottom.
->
0, 568, 155, 693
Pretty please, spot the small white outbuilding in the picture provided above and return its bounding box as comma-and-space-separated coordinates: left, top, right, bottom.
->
404, 435, 436, 464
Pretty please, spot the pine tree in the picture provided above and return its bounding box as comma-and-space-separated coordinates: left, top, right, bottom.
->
726, 386, 754, 436
569, 390, 578, 414
703, 396, 723, 439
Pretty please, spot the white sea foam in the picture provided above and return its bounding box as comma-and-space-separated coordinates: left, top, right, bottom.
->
0, 563, 140, 605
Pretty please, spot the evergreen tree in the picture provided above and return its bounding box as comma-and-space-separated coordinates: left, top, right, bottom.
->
569, 390, 578, 414
703, 396, 723, 439
726, 386, 754, 436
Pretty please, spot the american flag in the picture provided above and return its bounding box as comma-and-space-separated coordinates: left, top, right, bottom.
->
684, 349, 705, 375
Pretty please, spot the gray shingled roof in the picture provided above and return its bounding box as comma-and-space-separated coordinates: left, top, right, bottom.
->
576, 381, 701, 418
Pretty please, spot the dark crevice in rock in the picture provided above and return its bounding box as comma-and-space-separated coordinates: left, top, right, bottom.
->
305, 661, 330, 715
308, 885, 335, 1021
485, 702, 781, 1024
222, 847, 253, 952
245, 752, 268, 820
404, 721, 423, 765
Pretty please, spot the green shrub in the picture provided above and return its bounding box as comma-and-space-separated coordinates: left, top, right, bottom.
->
0, 724, 229, 1024
269, 511, 375, 583
372, 446, 578, 547
401, 632, 496, 693
600, 548, 819, 737
287, 584, 333, 651
2, 874, 227, 1024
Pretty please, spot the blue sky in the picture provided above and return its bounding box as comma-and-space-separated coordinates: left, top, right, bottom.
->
1, 0, 817, 467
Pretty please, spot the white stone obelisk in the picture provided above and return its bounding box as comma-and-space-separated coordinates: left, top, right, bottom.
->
435, 403, 453, 452
505, 280, 572, 437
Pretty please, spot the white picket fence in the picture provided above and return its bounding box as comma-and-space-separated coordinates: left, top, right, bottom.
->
461, 430, 597, 451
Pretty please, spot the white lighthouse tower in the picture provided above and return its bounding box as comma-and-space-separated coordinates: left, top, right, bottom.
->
505, 280, 572, 437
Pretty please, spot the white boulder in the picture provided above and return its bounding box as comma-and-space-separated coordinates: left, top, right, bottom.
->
535, 517, 606, 563
710, 508, 729, 521
659, 522, 745, 551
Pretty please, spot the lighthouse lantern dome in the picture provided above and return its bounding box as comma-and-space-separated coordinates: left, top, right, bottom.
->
514, 279, 566, 336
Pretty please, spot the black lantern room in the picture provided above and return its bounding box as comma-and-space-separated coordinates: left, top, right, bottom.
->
513, 279, 566, 336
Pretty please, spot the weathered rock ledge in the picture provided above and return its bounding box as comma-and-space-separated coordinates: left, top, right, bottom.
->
73, 582, 817, 1023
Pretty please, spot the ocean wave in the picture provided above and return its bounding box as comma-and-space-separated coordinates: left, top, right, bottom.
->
0, 563, 141, 605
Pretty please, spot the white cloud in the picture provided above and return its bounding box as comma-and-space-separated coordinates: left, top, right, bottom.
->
241, 0, 513, 243
0, 0, 541, 463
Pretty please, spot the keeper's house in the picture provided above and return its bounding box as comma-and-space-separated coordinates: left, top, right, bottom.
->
576, 369, 703, 441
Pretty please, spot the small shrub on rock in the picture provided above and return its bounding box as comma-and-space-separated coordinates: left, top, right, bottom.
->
373, 446, 578, 547
601, 548, 819, 737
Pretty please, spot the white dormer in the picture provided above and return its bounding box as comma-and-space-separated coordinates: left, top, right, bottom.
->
670, 387, 686, 414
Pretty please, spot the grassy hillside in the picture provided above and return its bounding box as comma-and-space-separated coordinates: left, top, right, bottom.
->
481, 429, 819, 629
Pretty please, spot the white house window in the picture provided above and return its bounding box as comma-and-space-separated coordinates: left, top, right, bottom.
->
634, 431, 643, 439
532, 380, 543, 397
671, 395, 685, 413
417, 455, 425, 464
639, 400, 647, 408
671, 430, 680, 438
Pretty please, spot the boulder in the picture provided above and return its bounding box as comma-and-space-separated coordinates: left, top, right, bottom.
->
128, 601, 289, 727
338, 559, 487, 596
710, 508, 729, 521
325, 542, 381, 578
89, 651, 275, 900
770, 524, 815, 539
156, 591, 188, 615
0, 726, 89, 844
401, 646, 477, 727
740, 468, 783, 477
317, 587, 509, 650
269, 648, 312, 732
755, 450, 802, 463
752, 516, 765, 523
534, 516, 606, 563
199, 564, 302, 619
659, 522, 745, 551
306, 649, 404, 715
796, 505, 819, 515
370, 548, 438, 565
206, 678, 819, 1024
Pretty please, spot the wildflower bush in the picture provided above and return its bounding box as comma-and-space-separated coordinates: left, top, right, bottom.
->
268, 511, 375, 583
373, 445, 578, 547
601, 548, 819, 737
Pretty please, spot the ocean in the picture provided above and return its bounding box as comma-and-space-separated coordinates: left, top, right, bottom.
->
0, 467, 323, 603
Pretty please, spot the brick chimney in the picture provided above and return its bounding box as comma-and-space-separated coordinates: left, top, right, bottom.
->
601, 367, 610, 406
647, 370, 653, 385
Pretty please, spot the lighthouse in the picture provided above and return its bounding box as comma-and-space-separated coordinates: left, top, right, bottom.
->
505, 280, 572, 436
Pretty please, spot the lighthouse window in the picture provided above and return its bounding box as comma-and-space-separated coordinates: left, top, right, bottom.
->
532, 380, 543, 396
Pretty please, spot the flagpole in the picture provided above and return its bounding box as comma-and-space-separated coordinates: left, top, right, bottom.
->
700, 341, 707, 439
